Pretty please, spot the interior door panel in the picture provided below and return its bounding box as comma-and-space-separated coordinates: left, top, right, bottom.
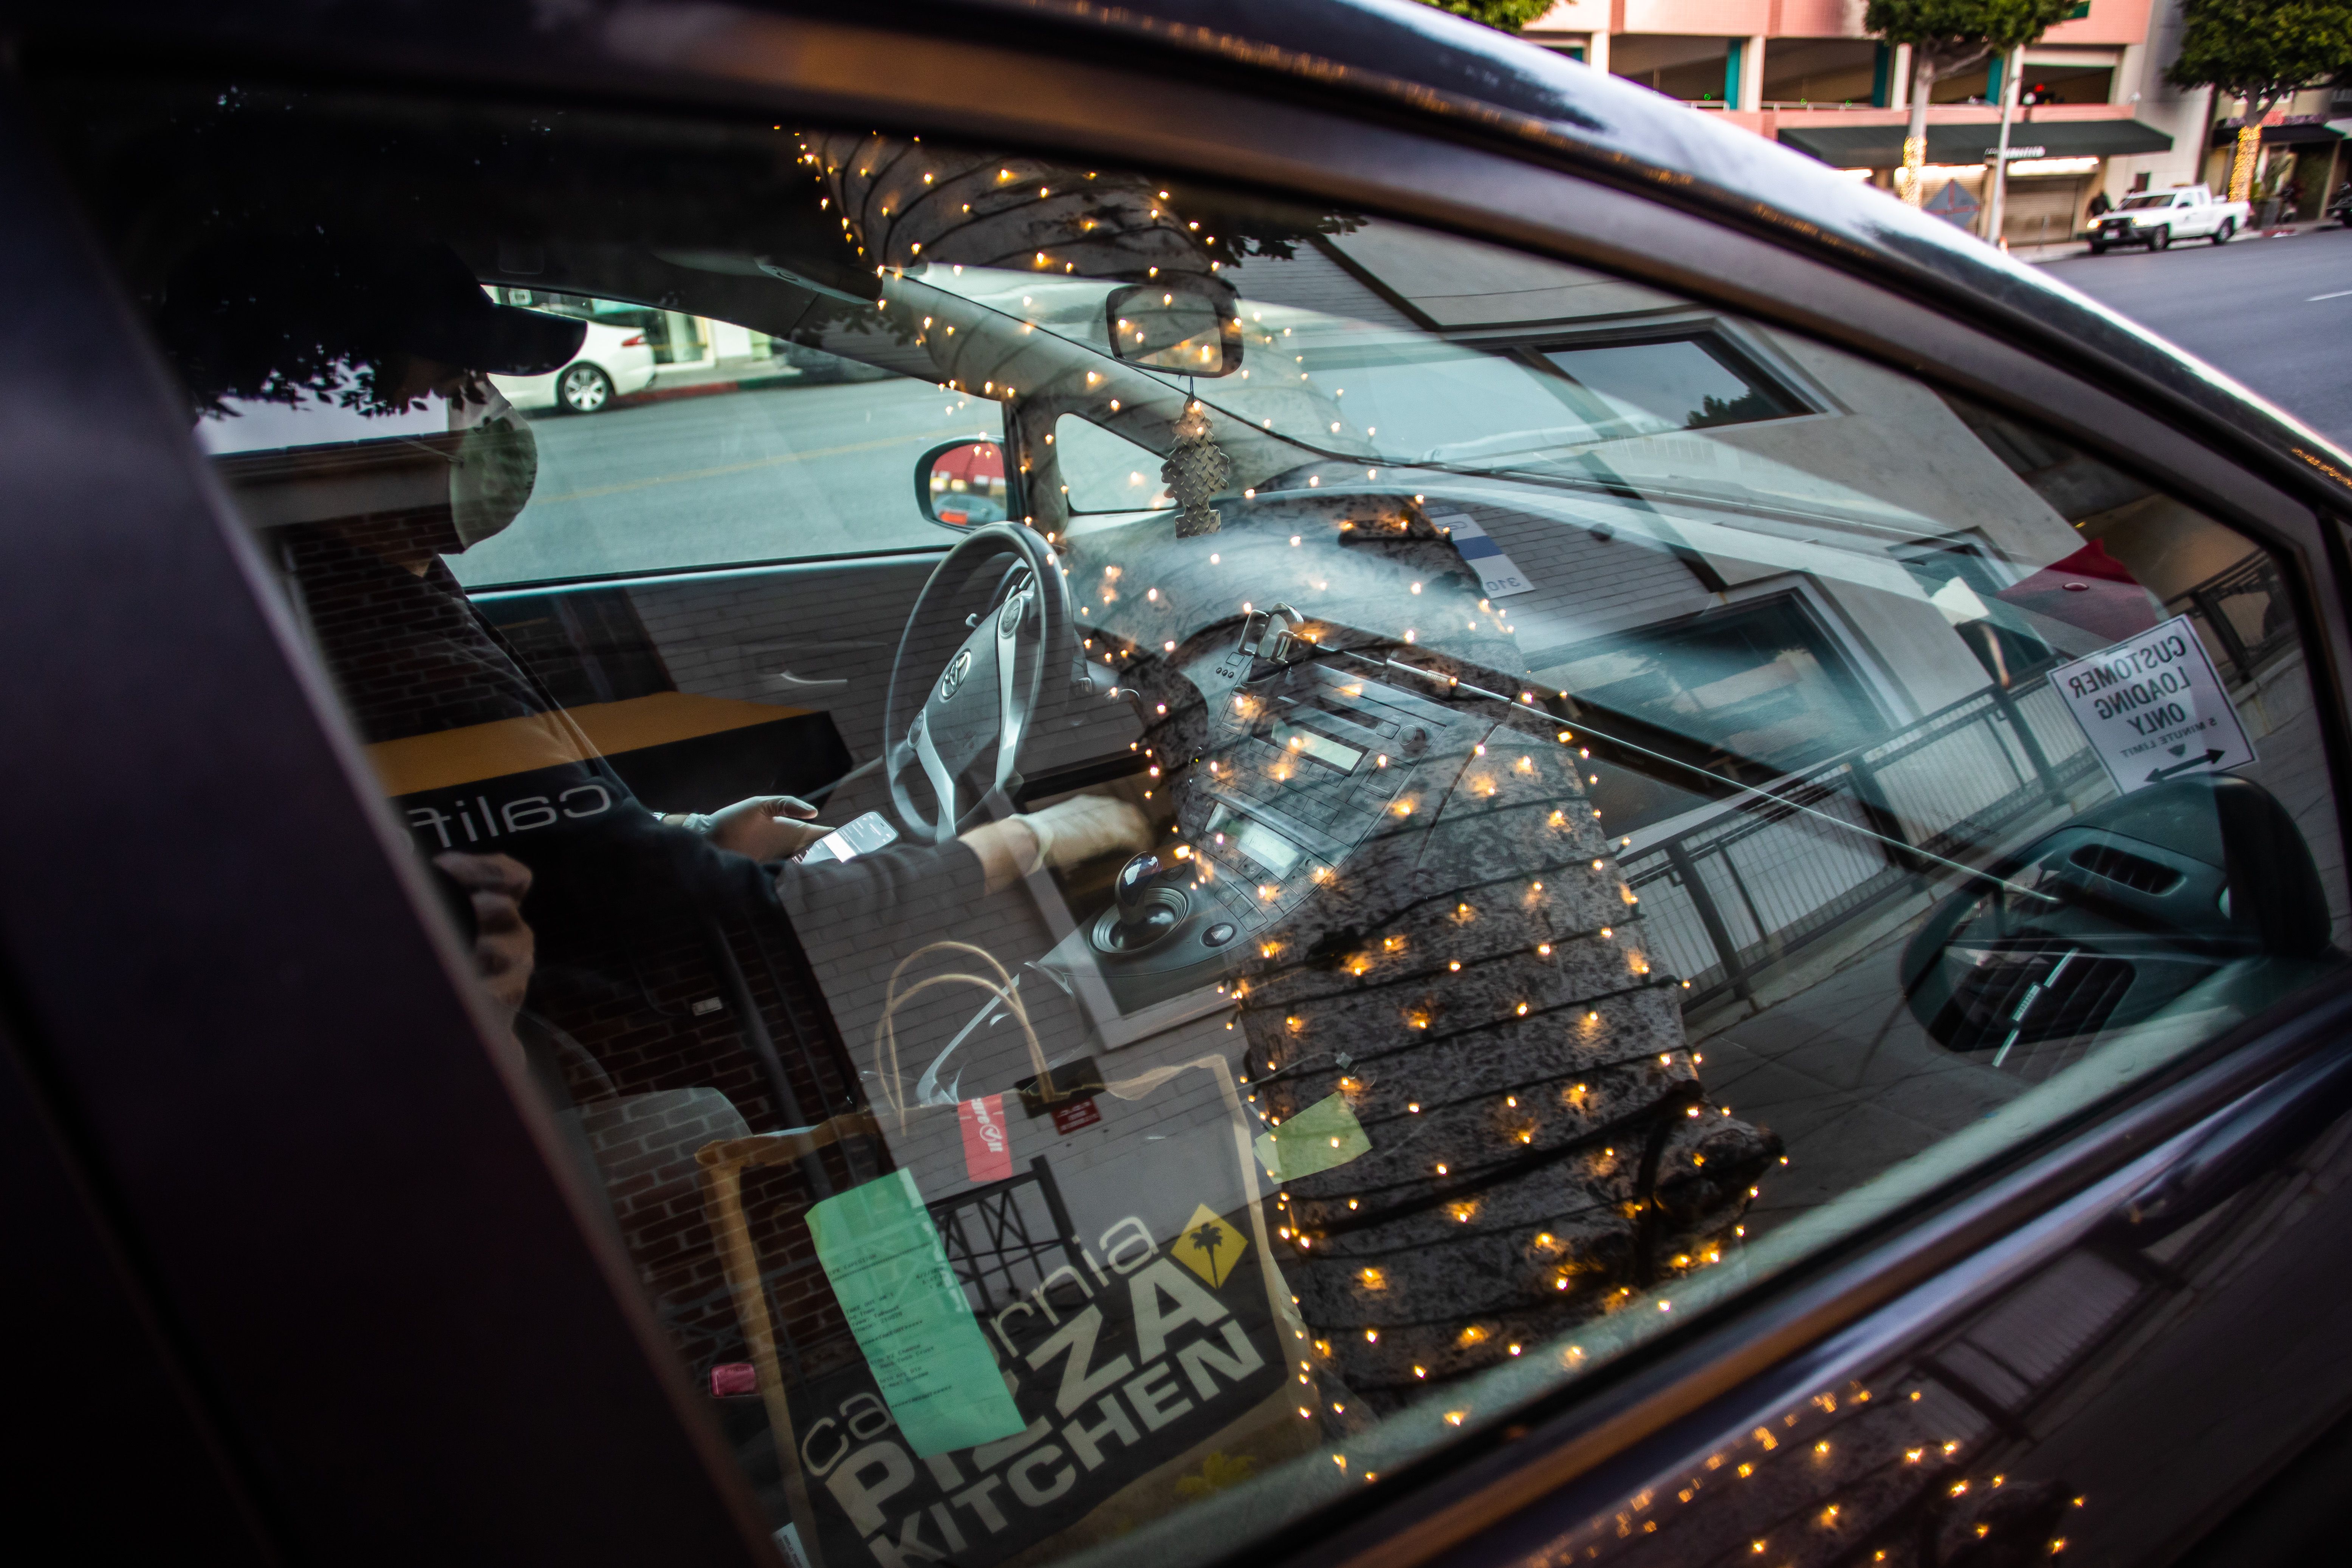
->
1419, 1025, 2352, 1568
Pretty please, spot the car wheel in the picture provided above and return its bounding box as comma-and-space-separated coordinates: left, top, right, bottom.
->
2212, 220, 2234, 245
2088, 243, 2107, 255
2150, 226, 2171, 251
559, 362, 614, 414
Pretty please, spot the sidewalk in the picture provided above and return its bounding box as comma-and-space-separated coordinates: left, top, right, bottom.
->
2011, 217, 2341, 265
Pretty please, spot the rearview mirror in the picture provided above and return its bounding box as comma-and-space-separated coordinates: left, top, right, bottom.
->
1105, 282, 1242, 376
915, 438, 1011, 529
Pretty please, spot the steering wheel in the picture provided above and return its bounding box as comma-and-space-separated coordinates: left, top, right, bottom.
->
882, 523, 1073, 844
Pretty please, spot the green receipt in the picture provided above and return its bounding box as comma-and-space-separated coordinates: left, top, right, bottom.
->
806, 1170, 1026, 1456
1254, 1092, 1372, 1182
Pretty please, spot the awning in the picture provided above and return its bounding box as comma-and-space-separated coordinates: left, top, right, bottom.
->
2209, 119, 2345, 147
1780, 119, 2173, 168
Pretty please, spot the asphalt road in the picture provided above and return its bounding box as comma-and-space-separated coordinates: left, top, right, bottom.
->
451, 374, 996, 588
2042, 224, 2352, 446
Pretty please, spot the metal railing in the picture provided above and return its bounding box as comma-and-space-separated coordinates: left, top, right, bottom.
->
2168, 550, 2294, 685
928, 1155, 1085, 1314
1626, 552, 2293, 1012
709, 1147, 1079, 1391
1627, 673, 2100, 1011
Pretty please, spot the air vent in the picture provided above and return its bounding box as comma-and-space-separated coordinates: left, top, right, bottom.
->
1939, 945, 2134, 1063
2069, 842, 2182, 895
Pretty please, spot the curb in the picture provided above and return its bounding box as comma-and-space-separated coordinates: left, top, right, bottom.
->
619, 370, 803, 406
2021, 222, 2341, 263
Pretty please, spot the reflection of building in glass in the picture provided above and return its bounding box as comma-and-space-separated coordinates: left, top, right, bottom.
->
1130, 218, 2325, 1051
1512, 0, 2351, 245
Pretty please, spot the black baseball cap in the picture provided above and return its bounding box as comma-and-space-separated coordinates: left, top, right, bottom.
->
159, 230, 587, 410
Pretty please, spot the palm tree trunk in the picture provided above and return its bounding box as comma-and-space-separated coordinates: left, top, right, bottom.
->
1901, 51, 1936, 206
2227, 91, 2275, 206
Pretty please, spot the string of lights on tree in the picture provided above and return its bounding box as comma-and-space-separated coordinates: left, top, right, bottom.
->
791, 124, 1783, 1446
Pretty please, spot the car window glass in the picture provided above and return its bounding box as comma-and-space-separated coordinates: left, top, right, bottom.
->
1054, 413, 1175, 518
43, 80, 2346, 1568
459, 346, 992, 585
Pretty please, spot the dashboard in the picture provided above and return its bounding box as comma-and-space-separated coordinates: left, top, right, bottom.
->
1044, 609, 1502, 1014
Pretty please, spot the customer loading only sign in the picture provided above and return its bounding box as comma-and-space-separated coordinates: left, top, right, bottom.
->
2049, 615, 2254, 794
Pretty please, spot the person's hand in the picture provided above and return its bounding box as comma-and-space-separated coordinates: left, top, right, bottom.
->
1022, 793, 1152, 871
958, 794, 1151, 893
705, 794, 831, 861
434, 851, 534, 1019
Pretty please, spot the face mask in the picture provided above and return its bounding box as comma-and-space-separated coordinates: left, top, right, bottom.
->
447, 375, 537, 551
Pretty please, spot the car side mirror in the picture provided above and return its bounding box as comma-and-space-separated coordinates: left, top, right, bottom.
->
916, 438, 1011, 529
1105, 282, 1242, 376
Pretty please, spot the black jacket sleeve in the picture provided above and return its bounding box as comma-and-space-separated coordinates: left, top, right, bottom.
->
475, 759, 986, 955
778, 839, 991, 935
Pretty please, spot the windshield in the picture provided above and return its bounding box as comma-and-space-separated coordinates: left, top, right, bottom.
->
919, 242, 1815, 503
49, 81, 2347, 1568
2117, 193, 2177, 209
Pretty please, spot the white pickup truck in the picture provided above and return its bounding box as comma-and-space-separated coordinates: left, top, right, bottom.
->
2087, 184, 2250, 252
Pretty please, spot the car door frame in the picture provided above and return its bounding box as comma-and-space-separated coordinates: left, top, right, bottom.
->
5, 6, 2352, 1567
0, 84, 780, 1568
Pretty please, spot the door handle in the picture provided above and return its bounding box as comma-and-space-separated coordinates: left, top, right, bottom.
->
2106, 1042, 2352, 1244
769, 669, 850, 694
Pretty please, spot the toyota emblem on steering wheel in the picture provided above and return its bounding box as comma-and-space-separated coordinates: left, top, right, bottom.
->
938, 649, 973, 704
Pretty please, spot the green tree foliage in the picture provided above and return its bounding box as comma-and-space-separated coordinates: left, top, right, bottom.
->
2168, 0, 2352, 200
1866, 0, 2085, 82
1419, 0, 1559, 31
2165, 0, 2352, 112
1867, 0, 2082, 202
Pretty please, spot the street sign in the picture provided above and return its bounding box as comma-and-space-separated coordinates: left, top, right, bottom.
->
2048, 614, 2254, 795
1923, 180, 1982, 228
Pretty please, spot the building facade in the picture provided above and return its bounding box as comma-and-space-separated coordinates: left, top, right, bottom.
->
2200, 74, 2352, 219
1517, 0, 2343, 244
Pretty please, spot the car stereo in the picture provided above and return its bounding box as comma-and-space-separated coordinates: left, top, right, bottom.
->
1047, 615, 1485, 1017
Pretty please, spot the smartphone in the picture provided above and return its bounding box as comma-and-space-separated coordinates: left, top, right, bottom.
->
793, 810, 901, 865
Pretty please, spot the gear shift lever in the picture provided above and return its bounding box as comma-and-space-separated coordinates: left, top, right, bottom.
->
1116, 852, 1164, 910
1099, 852, 1187, 952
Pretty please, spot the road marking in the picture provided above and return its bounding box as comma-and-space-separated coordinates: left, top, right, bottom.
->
2309, 289, 2352, 302
530, 431, 948, 505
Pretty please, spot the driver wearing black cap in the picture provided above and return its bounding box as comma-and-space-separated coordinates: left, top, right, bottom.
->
159, 232, 1145, 1003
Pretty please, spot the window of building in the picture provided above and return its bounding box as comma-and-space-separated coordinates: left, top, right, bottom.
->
1219, 317, 1809, 477
2020, 63, 2115, 105
1760, 39, 1879, 107
1538, 332, 1807, 437
1610, 35, 1734, 103
1902, 543, 2057, 688
1931, 63, 1994, 105
1530, 594, 1888, 834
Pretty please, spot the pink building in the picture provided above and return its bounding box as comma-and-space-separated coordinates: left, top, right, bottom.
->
1520, 0, 2246, 245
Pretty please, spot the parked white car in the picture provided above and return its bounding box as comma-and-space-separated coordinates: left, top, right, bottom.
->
490, 317, 658, 413
2087, 184, 2250, 252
